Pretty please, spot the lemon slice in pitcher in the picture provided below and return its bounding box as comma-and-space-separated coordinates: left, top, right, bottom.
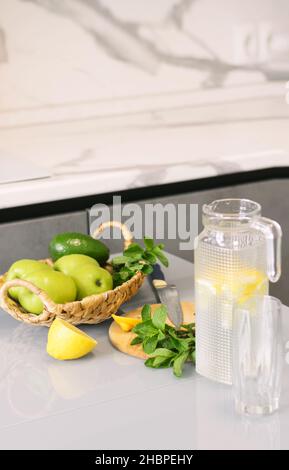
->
227, 269, 268, 304
196, 268, 267, 304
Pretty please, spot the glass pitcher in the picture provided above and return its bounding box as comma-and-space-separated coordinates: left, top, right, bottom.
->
194, 199, 282, 385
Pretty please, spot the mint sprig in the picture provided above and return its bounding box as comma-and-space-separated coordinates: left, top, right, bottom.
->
111, 237, 169, 287
131, 304, 195, 377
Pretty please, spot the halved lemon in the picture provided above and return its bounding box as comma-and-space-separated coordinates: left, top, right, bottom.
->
47, 318, 97, 360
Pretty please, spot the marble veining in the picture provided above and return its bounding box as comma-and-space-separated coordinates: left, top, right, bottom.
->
1, 0, 288, 123
0, 1, 289, 208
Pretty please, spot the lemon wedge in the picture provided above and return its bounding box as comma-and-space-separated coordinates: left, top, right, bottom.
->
47, 318, 97, 360
111, 314, 141, 332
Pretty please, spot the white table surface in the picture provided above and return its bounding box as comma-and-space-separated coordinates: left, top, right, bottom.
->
0, 253, 288, 450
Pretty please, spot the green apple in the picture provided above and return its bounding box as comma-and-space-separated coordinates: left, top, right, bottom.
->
54, 254, 99, 276
71, 264, 113, 300
18, 270, 77, 315
6, 259, 53, 301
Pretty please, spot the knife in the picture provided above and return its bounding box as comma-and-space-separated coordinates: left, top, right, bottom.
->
148, 264, 183, 328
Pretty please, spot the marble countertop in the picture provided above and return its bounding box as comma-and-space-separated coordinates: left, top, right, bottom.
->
0, 253, 288, 450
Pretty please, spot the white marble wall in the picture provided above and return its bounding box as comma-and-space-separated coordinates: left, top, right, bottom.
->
0, 0, 289, 208
0, 0, 288, 126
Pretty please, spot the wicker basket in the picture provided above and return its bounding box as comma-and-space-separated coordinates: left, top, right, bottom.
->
0, 221, 145, 327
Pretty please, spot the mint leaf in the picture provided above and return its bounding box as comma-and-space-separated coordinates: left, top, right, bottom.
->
158, 330, 166, 341
132, 320, 157, 338
140, 264, 153, 275
181, 323, 195, 332
144, 237, 154, 250
149, 348, 175, 358
141, 304, 151, 322
144, 357, 155, 368
129, 263, 145, 272
130, 302, 195, 377
130, 336, 143, 346
168, 330, 189, 353
173, 352, 189, 377
152, 356, 172, 368
145, 356, 171, 369
119, 270, 130, 280
152, 305, 167, 331
159, 336, 176, 350
142, 251, 157, 264
124, 243, 144, 257
111, 237, 168, 287
153, 247, 169, 267
111, 256, 128, 266
143, 334, 159, 354
156, 243, 165, 250
191, 350, 196, 364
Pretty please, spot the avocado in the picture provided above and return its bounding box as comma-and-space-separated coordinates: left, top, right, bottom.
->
49, 232, 109, 265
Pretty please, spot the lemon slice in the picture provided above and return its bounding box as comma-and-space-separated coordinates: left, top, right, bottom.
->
221, 269, 267, 304
196, 268, 267, 307
47, 318, 97, 360
111, 314, 141, 332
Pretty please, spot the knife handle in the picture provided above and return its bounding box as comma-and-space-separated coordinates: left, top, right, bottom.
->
150, 263, 166, 281
149, 264, 167, 290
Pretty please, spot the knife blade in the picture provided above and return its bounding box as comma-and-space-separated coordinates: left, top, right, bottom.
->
148, 263, 183, 328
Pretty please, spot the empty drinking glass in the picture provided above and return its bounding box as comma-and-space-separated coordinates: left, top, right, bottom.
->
232, 295, 283, 415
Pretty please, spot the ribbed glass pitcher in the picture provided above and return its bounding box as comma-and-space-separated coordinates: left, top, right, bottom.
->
194, 199, 282, 385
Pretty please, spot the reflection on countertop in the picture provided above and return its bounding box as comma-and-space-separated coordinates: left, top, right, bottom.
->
0, 253, 288, 450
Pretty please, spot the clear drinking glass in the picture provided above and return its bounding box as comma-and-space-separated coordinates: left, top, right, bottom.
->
232, 295, 283, 415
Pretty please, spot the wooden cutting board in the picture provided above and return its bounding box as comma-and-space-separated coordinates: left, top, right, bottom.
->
109, 301, 195, 360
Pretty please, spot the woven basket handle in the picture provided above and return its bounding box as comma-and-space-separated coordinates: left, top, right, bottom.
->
91, 221, 133, 250
0, 279, 58, 324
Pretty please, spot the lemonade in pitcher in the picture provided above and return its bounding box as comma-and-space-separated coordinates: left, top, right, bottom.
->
194, 199, 281, 385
